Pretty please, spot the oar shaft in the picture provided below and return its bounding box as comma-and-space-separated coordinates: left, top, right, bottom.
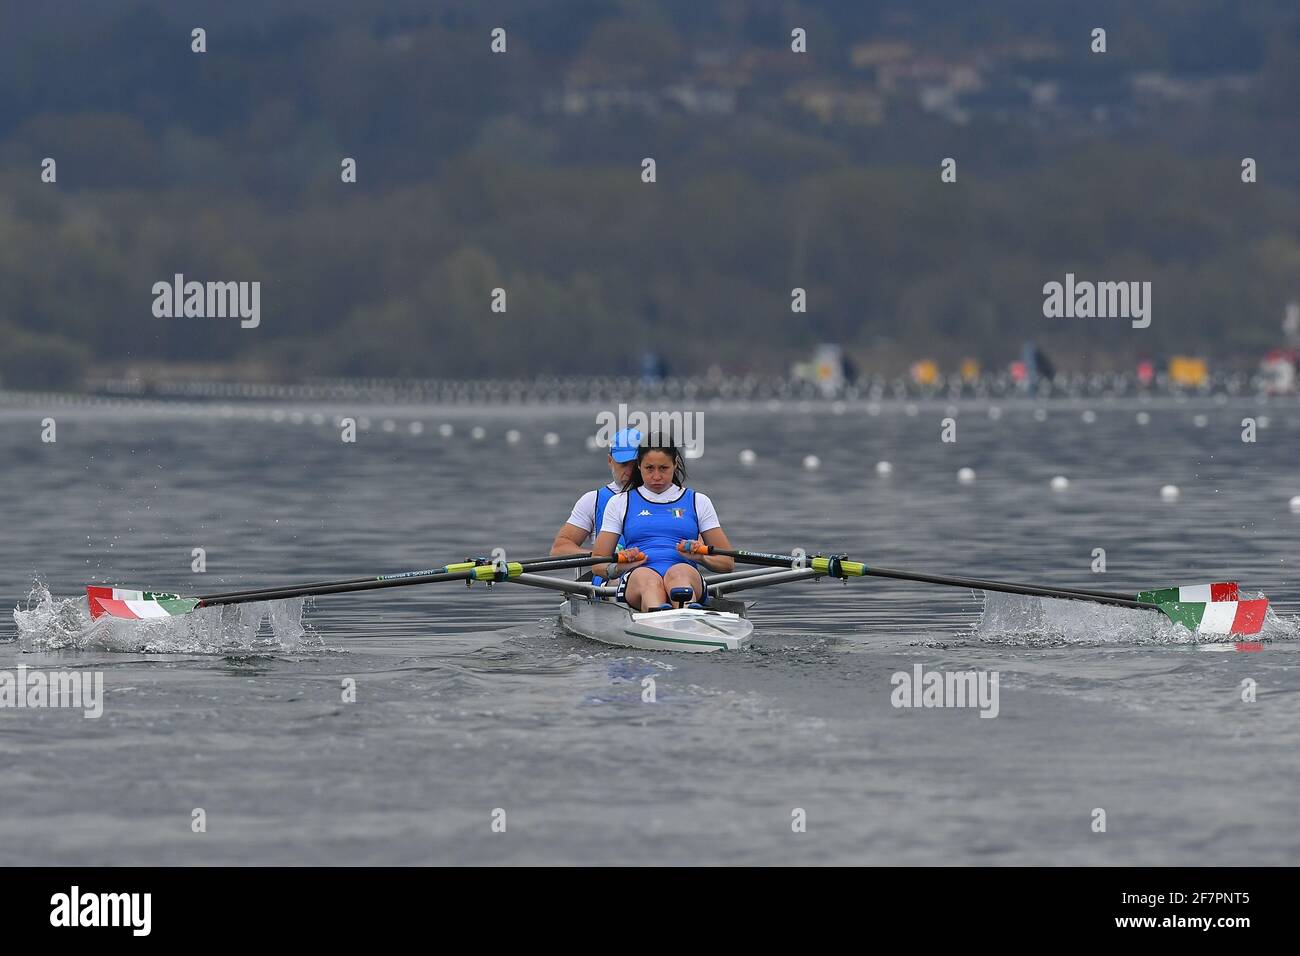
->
195, 554, 611, 609
197, 553, 579, 603
862, 565, 1156, 611
704, 548, 1157, 611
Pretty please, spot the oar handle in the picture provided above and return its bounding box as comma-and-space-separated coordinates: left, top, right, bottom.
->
196, 554, 615, 609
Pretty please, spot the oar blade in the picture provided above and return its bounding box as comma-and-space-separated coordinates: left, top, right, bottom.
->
1157, 598, 1268, 636
87, 586, 200, 620
1136, 582, 1238, 604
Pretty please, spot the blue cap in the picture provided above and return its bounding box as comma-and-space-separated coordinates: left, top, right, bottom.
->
610, 428, 642, 463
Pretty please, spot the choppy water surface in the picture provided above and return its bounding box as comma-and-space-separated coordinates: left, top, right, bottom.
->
3, 398, 1298, 864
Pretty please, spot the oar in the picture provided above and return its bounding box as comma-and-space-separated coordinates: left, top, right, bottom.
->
87, 553, 614, 621
194, 552, 580, 605
690, 546, 1267, 636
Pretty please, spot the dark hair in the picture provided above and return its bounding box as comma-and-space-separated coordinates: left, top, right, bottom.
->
623, 437, 688, 491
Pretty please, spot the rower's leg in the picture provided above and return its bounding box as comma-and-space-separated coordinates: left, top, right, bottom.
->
624, 568, 668, 611
662, 564, 703, 604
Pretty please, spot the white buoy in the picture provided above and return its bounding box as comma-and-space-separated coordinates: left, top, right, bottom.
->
988, 406, 1002, 420
1193, 415, 1208, 428
739, 449, 757, 466
505, 429, 521, 444
905, 404, 919, 417
866, 403, 882, 416
584, 435, 599, 451
271, 409, 286, 423
471, 426, 486, 440
803, 455, 821, 470
310, 413, 325, 426
1136, 412, 1150, 426
438, 423, 454, 438
544, 432, 560, 446
1257, 416, 1270, 429
832, 402, 847, 415
1050, 475, 1069, 492
1033, 408, 1048, 422
358, 417, 372, 430
408, 421, 424, 436
381, 419, 396, 433
1160, 484, 1181, 502
957, 467, 976, 484
289, 411, 305, 425
1289, 496, 1300, 514
1081, 410, 1097, 424
875, 461, 893, 476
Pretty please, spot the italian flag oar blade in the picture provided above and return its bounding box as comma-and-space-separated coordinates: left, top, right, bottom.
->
1135, 583, 1238, 604
1156, 598, 1268, 636
87, 587, 200, 620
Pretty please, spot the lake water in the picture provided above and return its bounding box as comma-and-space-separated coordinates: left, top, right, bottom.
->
2, 396, 1297, 864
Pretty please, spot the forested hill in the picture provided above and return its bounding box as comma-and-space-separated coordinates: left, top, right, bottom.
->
1, 1, 1298, 387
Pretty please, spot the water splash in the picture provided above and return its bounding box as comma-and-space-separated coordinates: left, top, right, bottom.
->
12, 579, 323, 654
970, 590, 1299, 648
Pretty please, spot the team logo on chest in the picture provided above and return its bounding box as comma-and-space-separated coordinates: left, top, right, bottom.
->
671, 508, 685, 518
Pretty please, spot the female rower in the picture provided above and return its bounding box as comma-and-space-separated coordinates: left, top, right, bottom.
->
591, 439, 736, 612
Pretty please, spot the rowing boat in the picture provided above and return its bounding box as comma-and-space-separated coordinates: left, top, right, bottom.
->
511, 565, 807, 652
84, 547, 1272, 652
504, 562, 836, 652
558, 597, 753, 652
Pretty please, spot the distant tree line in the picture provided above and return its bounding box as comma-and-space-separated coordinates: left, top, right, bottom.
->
0, 0, 1297, 387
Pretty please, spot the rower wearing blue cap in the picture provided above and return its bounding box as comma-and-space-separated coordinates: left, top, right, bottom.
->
551, 428, 641, 584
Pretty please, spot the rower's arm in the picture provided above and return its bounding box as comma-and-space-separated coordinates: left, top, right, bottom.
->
550, 523, 591, 557
696, 527, 735, 572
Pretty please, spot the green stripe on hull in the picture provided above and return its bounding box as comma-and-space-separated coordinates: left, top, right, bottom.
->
622, 628, 731, 651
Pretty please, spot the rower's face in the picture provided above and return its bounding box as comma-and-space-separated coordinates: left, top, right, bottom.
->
608, 455, 634, 486
639, 450, 675, 493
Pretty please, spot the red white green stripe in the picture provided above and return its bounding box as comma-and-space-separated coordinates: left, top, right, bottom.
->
1155, 598, 1267, 636
1136, 582, 1238, 604
87, 587, 199, 620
